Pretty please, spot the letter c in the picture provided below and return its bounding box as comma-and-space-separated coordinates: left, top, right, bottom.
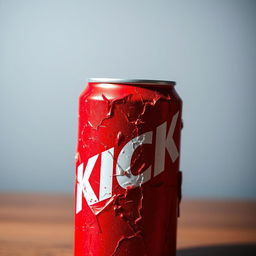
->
116, 131, 152, 189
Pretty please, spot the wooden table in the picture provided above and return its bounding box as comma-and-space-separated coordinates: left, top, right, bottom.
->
0, 193, 255, 256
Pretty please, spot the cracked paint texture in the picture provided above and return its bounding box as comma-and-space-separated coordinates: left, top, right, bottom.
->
75, 81, 182, 256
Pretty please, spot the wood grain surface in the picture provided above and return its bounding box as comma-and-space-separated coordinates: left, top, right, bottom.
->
0, 193, 255, 256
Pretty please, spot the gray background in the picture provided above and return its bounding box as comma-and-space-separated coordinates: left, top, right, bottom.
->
1, 0, 255, 198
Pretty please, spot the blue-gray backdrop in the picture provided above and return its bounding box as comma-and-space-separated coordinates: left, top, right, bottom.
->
1, 0, 255, 198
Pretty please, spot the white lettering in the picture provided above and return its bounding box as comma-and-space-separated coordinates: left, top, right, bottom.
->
99, 148, 114, 201
76, 113, 180, 214
116, 131, 152, 189
76, 148, 114, 214
154, 112, 179, 177
76, 154, 99, 213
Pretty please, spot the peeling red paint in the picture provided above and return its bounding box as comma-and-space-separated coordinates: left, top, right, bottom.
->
116, 131, 125, 146
75, 80, 182, 256
111, 232, 143, 256
87, 94, 132, 130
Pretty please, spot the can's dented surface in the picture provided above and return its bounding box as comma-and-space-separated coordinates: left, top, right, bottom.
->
75, 79, 182, 256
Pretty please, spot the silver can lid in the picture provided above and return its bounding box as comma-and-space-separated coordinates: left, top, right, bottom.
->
88, 78, 176, 86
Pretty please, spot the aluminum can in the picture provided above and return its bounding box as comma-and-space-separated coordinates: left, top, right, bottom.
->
75, 78, 182, 256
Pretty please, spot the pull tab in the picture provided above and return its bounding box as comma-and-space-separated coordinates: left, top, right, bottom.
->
178, 170, 182, 217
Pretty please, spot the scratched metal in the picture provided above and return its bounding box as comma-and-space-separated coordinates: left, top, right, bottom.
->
74, 80, 182, 256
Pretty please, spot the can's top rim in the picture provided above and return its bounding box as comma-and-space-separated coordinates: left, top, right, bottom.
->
88, 78, 176, 86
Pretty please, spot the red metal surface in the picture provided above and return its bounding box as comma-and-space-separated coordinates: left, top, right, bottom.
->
75, 80, 182, 256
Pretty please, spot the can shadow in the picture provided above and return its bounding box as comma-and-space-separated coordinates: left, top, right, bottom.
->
177, 244, 256, 256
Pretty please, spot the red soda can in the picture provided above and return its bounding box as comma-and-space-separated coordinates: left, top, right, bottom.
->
75, 78, 182, 256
